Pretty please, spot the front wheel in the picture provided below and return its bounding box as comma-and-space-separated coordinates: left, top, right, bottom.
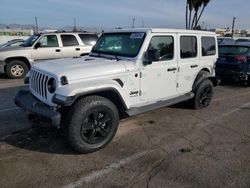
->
64, 96, 119, 153
191, 79, 214, 109
6, 60, 28, 79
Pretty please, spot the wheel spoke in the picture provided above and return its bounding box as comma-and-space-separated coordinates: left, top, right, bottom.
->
99, 128, 109, 137
93, 111, 99, 122
100, 116, 110, 125
88, 130, 96, 142
82, 123, 94, 130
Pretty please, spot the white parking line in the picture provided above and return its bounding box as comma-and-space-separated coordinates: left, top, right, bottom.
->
0, 107, 20, 113
197, 102, 250, 127
63, 150, 155, 188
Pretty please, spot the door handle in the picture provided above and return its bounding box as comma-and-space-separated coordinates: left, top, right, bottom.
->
55, 49, 61, 52
190, 65, 198, 68
167, 68, 177, 72
75, 48, 80, 51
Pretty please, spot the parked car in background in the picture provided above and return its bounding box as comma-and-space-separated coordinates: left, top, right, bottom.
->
235, 38, 250, 46
216, 44, 250, 84
0, 39, 24, 48
0, 31, 98, 79
217, 37, 235, 45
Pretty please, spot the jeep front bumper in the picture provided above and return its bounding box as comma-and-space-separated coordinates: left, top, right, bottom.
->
15, 90, 61, 127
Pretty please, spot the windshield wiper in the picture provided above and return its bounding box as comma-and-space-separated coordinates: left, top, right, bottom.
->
112, 52, 120, 61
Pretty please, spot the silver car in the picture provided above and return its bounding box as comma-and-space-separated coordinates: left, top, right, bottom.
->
0, 32, 98, 79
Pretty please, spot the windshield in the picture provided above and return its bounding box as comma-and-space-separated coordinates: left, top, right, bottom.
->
219, 46, 249, 56
21, 34, 40, 47
92, 32, 146, 58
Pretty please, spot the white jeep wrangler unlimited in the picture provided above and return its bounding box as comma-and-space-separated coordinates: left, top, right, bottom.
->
15, 28, 218, 153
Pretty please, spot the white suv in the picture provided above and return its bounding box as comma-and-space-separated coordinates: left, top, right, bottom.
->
0, 32, 98, 79
15, 28, 218, 153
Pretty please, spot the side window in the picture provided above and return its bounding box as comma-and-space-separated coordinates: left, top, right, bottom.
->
38, 35, 59, 47
148, 36, 174, 61
201, 37, 216, 56
61, 34, 79, 46
180, 36, 197, 58
78, 34, 98, 45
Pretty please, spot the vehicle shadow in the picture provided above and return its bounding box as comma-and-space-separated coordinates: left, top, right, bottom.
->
2, 126, 79, 155
0, 73, 8, 79
219, 80, 249, 88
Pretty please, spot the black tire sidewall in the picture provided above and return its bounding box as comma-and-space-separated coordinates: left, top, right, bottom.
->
193, 79, 213, 109
6, 60, 28, 79
66, 96, 119, 153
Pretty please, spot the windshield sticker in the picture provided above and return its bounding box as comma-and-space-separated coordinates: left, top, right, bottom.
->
130, 33, 145, 39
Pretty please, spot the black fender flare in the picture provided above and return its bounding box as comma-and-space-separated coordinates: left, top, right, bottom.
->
192, 71, 218, 92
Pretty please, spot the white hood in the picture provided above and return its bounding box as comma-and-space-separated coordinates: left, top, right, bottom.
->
33, 56, 128, 81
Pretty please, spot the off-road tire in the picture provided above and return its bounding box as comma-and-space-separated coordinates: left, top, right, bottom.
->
64, 96, 119, 153
191, 79, 214, 109
6, 60, 28, 79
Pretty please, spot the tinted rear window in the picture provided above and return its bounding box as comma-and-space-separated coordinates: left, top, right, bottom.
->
219, 46, 249, 56
180, 36, 197, 58
61, 34, 79, 46
201, 37, 216, 56
79, 34, 98, 45
236, 39, 250, 43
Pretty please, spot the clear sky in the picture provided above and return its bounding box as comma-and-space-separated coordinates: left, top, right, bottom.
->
0, 0, 249, 29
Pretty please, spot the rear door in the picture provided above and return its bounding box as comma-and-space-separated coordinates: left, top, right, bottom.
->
60, 34, 81, 58
78, 34, 98, 55
177, 34, 200, 94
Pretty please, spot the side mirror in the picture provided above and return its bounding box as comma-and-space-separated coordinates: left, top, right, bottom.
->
34, 42, 41, 49
144, 49, 160, 65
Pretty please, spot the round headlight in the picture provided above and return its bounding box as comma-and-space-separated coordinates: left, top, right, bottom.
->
47, 78, 56, 93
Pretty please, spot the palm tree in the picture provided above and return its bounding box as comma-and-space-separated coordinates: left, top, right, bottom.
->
186, 0, 211, 30
194, 0, 211, 28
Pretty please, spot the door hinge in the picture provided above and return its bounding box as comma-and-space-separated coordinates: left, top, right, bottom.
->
177, 67, 180, 72
140, 72, 142, 78
177, 83, 179, 88
139, 90, 142, 96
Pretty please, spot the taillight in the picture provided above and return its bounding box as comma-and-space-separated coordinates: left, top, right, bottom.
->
235, 55, 247, 62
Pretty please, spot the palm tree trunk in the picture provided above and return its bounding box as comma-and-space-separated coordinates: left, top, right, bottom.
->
191, 11, 197, 29
195, 5, 206, 28
186, 2, 189, 29
188, 9, 192, 29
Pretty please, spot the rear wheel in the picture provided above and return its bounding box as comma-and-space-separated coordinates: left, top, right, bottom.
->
191, 79, 214, 109
6, 60, 28, 79
64, 96, 119, 153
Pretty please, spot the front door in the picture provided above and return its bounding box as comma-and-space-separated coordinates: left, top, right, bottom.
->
32, 34, 62, 60
140, 34, 178, 103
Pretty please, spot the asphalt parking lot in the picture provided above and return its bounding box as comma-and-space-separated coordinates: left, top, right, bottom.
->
0, 75, 250, 188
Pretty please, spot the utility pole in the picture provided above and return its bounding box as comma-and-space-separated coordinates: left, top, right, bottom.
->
132, 18, 135, 28
141, 18, 144, 28
231, 17, 236, 38
73, 17, 77, 31
35, 16, 38, 34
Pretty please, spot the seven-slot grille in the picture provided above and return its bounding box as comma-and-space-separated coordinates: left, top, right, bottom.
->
30, 69, 49, 99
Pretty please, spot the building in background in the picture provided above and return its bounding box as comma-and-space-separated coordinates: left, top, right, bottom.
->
0, 29, 33, 44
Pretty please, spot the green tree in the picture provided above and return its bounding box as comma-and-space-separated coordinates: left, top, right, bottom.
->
186, 0, 211, 30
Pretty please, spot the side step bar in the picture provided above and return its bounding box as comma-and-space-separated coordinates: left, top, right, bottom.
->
126, 92, 194, 116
